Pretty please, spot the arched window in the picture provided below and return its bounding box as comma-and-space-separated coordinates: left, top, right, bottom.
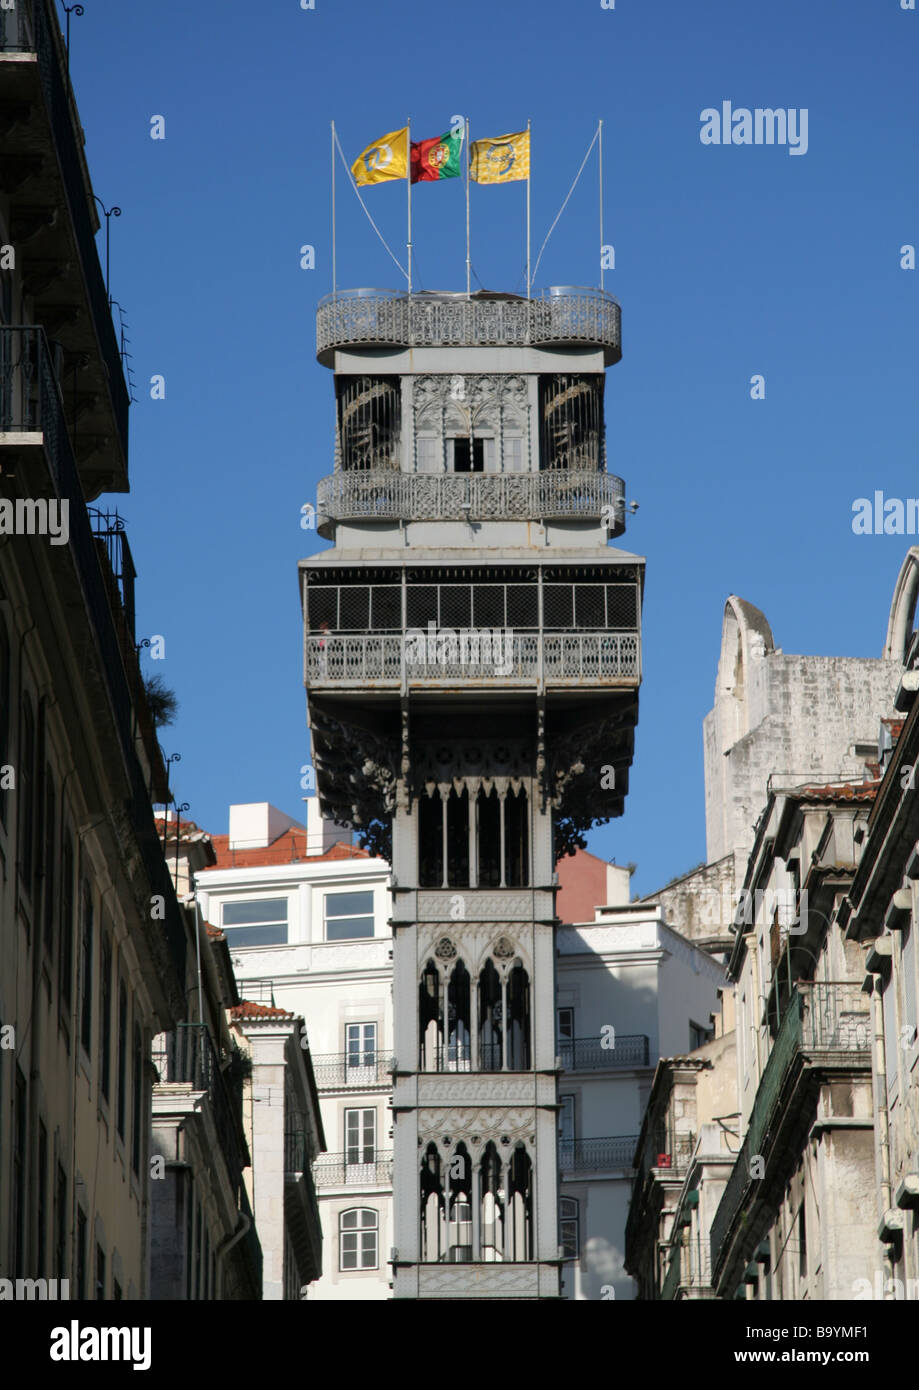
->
339, 1208, 378, 1271
419, 960, 441, 1071
447, 1143, 472, 1262
420, 1143, 444, 1262
478, 959, 503, 1072
507, 1145, 533, 1261
507, 962, 531, 1070
447, 961, 471, 1071
480, 1142, 504, 1262
560, 1196, 579, 1261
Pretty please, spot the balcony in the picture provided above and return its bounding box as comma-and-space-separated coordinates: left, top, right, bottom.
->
285, 1130, 323, 1284
0, 324, 185, 985
153, 1024, 250, 1182
315, 470, 626, 538
310, 1052, 394, 1089
558, 1136, 640, 1173
305, 631, 639, 690
316, 287, 621, 367
709, 982, 870, 1283
1, 0, 130, 487
559, 1034, 650, 1071
312, 1151, 393, 1188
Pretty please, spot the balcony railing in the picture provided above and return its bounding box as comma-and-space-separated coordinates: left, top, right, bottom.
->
2, 0, 129, 461
709, 983, 870, 1278
316, 470, 625, 537
310, 1052, 394, 1089
558, 1136, 640, 1172
0, 324, 185, 982
305, 631, 640, 688
312, 1152, 393, 1188
316, 287, 621, 366
559, 1034, 650, 1071
153, 1024, 249, 1184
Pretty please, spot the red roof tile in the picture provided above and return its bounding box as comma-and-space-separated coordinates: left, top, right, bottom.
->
202, 827, 369, 870
795, 781, 880, 802
229, 1000, 295, 1020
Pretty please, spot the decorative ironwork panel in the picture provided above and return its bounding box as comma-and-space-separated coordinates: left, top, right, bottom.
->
317, 288, 621, 364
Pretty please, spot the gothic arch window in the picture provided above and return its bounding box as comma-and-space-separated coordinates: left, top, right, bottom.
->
447, 960, 471, 1071
504, 787, 529, 887
507, 1145, 533, 1261
419, 960, 441, 1071
337, 376, 400, 471
480, 1142, 504, 1262
447, 1142, 472, 1262
478, 958, 503, 1072
507, 962, 531, 1071
477, 788, 501, 887
420, 1143, 444, 1262
539, 375, 603, 471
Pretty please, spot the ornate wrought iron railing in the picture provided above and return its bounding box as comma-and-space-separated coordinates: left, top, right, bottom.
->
153, 1023, 249, 1185
305, 631, 640, 686
709, 983, 870, 1278
559, 1035, 650, 1071
310, 1052, 394, 1089
558, 1135, 640, 1172
316, 470, 625, 536
312, 1152, 394, 1188
317, 287, 621, 366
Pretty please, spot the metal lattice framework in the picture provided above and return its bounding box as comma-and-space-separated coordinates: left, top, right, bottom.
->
316, 287, 621, 366
316, 470, 625, 537
305, 632, 640, 686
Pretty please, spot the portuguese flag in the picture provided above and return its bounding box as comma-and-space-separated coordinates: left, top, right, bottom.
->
411, 129, 463, 183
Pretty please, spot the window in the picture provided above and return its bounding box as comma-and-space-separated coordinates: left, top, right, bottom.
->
558, 1095, 576, 1146
0, 614, 9, 827
689, 1020, 713, 1051
42, 768, 56, 955
346, 1023, 377, 1068
416, 436, 440, 472
79, 882, 93, 1055
59, 833, 75, 1016
451, 436, 484, 473
504, 436, 524, 472
95, 1244, 105, 1300
76, 1209, 87, 1300
131, 1023, 143, 1174
55, 1163, 67, 1279
345, 1108, 376, 1164
560, 1196, 579, 1260
18, 692, 35, 888
557, 1007, 575, 1041
99, 934, 112, 1101
222, 898, 288, 947
12, 1067, 26, 1274
340, 1209, 378, 1270
36, 1121, 48, 1276
325, 891, 374, 941
116, 983, 128, 1139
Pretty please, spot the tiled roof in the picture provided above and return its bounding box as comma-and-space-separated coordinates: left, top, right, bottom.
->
202, 827, 370, 870
229, 1000, 295, 1020
795, 780, 880, 802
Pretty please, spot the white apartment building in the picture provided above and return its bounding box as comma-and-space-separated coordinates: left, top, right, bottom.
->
556, 857, 726, 1300
194, 801, 393, 1300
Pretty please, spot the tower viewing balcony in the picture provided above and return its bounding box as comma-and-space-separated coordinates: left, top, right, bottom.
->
316, 286, 621, 367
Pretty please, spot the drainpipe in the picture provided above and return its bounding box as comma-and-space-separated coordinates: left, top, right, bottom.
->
215, 1209, 252, 1300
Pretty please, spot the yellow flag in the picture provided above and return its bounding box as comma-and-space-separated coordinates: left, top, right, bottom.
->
470, 130, 530, 184
351, 128, 409, 185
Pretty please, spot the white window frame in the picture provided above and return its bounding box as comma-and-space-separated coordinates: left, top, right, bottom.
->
339, 1208, 379, 1271
345, 1107, 376, 1165
346, 1022, 378, 1068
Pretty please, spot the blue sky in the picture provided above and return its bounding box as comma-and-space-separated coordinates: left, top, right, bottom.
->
71, 0, 917, 896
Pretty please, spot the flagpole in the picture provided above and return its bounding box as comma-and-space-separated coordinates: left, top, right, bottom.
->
407, 115, 412, 296
525, 118, 531, 299
465, 117, 471, 298
598, 118, 604, 292
331, 120, 337, 299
